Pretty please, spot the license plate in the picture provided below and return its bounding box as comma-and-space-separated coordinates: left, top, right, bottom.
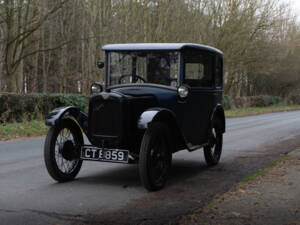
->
81, 146, 129, 163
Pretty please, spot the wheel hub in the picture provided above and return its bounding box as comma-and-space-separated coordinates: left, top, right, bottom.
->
61, 140, 76, 161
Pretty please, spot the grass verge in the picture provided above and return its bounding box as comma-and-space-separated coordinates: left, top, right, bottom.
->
194, 154, 290, 214
0, 120, 48, 141
237, 154, 289, 186
225, 104, 300, 117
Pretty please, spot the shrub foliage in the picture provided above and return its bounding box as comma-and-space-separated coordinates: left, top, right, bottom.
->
230, 96, 283, 109
223, 95, 284, 110
222, 95, 232, 110
0, 93, 88, 123
288, 95, 300, 105
0, 93, 296, 123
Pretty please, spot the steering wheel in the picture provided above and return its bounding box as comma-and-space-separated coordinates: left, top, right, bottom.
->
118, 74, 146, 84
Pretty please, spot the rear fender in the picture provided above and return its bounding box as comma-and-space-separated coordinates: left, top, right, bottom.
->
210, 104, 226, 133
45, 106, 88, 134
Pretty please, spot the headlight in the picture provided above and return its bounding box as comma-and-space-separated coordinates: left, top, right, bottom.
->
91, 82, 103, 94
178, 85, 190, 98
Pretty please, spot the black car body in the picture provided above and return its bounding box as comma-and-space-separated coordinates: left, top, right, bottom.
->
44, 43, 225, 191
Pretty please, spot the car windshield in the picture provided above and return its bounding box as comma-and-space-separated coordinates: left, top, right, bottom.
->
108, 51, 180, 87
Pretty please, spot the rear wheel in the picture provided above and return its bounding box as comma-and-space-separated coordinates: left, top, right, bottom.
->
204, 118, 223, 166
139, 122, 172, 191
44, 118, 83, 182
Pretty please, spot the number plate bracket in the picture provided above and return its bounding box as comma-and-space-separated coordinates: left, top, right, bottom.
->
81, 146, 130, 164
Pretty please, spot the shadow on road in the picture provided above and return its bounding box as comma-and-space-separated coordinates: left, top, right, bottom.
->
56, 159, 211, 189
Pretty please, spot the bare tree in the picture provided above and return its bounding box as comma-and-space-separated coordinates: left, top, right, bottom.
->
0, 0, 69, 93
0, 0, 299, 96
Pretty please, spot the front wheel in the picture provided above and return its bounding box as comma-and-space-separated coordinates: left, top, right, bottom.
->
204, 118, 223, 166
139, 122, 172, 191
44, 118, 83, 182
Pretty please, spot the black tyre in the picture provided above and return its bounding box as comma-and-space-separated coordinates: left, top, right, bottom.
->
204, 118, 223, 166
139, 122, 172, 191
44, 118, 83, 182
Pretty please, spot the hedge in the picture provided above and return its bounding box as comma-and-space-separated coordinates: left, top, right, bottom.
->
222, 95, 232, 110
222, 95, 284, 110
0, 93, 88, 123
230, 95, 283, 109
288, 94, 300, 105
0, 93, 292, 123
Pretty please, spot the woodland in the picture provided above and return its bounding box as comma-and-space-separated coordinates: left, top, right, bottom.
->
0, 0, 299, 97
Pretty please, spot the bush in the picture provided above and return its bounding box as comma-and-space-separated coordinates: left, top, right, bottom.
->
41, 93, 87, 110
260, 95, 283, 107
288, 95, 300, 105
258, 96, 282, 107
230, 95, 283, 109
222, 95, 232, 110
0, 93, 88, 123
0, 92, 289, 123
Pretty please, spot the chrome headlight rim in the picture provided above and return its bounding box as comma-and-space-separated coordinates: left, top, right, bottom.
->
178, 85, 190, 99
91, 82, 103, 94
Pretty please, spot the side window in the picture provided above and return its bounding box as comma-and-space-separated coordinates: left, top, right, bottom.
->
136, 56, 147, 81
184, 50, 213, 88
185, 63, 204, 80
216, 56, 223, 88
169, 52, 179, 87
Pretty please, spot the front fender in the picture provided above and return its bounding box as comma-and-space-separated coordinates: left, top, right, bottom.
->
137, 109, 160, 129
137, 108, 176, 129
138, 108, 186, 152
45, 106, 88, 134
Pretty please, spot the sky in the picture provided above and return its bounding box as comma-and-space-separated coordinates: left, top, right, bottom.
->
281, 0, 300, 22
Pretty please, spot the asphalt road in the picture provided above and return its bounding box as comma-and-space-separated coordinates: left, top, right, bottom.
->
1, 111, 300, 225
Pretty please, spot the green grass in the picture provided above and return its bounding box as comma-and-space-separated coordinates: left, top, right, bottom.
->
225, 104, 300, 118
0, 120, 48, 141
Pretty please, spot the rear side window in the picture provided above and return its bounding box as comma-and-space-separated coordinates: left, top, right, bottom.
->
184, 49, 214, 88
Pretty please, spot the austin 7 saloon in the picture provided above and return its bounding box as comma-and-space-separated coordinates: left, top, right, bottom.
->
44, 43, 225, 191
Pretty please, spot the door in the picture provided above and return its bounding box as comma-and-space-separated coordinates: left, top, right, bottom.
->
180, 49, 216, 146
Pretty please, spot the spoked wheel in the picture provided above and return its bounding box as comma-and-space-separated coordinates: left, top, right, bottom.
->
44, 118, 83, 182
204, 118, 223, 166
139, 122, 172, 191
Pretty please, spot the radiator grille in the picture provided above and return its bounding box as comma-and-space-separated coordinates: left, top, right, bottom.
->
88, 95, 123, 147
91, 100, 121, 136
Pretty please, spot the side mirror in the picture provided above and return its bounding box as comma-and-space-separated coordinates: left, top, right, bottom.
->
97, 60, 104, 69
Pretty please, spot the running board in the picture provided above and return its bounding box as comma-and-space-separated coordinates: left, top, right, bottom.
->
187, 143, 209, 152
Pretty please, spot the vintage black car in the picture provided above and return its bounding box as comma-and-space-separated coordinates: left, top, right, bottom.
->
44, 43, 225, 191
